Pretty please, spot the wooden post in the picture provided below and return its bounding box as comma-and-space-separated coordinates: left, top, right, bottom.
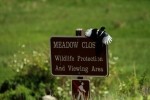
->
76, 28, 83, 36
76, 28, 83, 79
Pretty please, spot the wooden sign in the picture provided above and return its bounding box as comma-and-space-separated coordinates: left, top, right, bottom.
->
72, 80, 90, 100
50, 37, 108, 76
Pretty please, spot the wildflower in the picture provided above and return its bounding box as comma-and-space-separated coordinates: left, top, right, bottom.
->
104, 91, 109, 94
16, 69, 20, 72
20, 64, 23, 69
57, 87, 63, 96
113, 56, 119, 61
91, 89, 94, 93
23, 58, 27, 63
26, 59, 30, 63
13, 54, 16, 58
57, 87, 63, 91
33, 50, 38, 56
14, 60, 17, 63
22, 44, 25, 48
45, 60, 49, 63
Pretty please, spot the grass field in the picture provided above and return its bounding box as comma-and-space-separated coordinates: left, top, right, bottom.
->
0, 0, 150, 98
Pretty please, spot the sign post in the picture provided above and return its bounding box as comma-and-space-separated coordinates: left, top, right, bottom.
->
76, 29, 84, 80
50, 29, 109, 100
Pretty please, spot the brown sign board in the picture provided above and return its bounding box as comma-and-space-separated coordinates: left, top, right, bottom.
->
50, 37, 108, 76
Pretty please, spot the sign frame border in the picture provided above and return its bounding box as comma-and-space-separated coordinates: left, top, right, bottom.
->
50, 36, 109, 77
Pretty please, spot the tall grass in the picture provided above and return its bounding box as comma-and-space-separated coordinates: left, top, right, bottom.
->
0, 46, 149, 99
0, 0, 150, 99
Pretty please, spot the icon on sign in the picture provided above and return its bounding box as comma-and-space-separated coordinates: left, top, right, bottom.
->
72, 80, 90, 100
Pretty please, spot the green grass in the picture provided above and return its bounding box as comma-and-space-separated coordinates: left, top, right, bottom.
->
0, 0, 150, 92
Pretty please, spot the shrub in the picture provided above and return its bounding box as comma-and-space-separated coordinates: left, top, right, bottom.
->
0, 45, 57, 99
0, 85, 34, 100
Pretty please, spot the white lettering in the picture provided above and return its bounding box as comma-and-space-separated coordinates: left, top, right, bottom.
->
77, 56, 102, 62
55, 65, 65, 71
68, 65, 88, 73
91, 66, 103, 72
82, 42, 95, 48
53, 41, 78, 48
54, 55, 74, 61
